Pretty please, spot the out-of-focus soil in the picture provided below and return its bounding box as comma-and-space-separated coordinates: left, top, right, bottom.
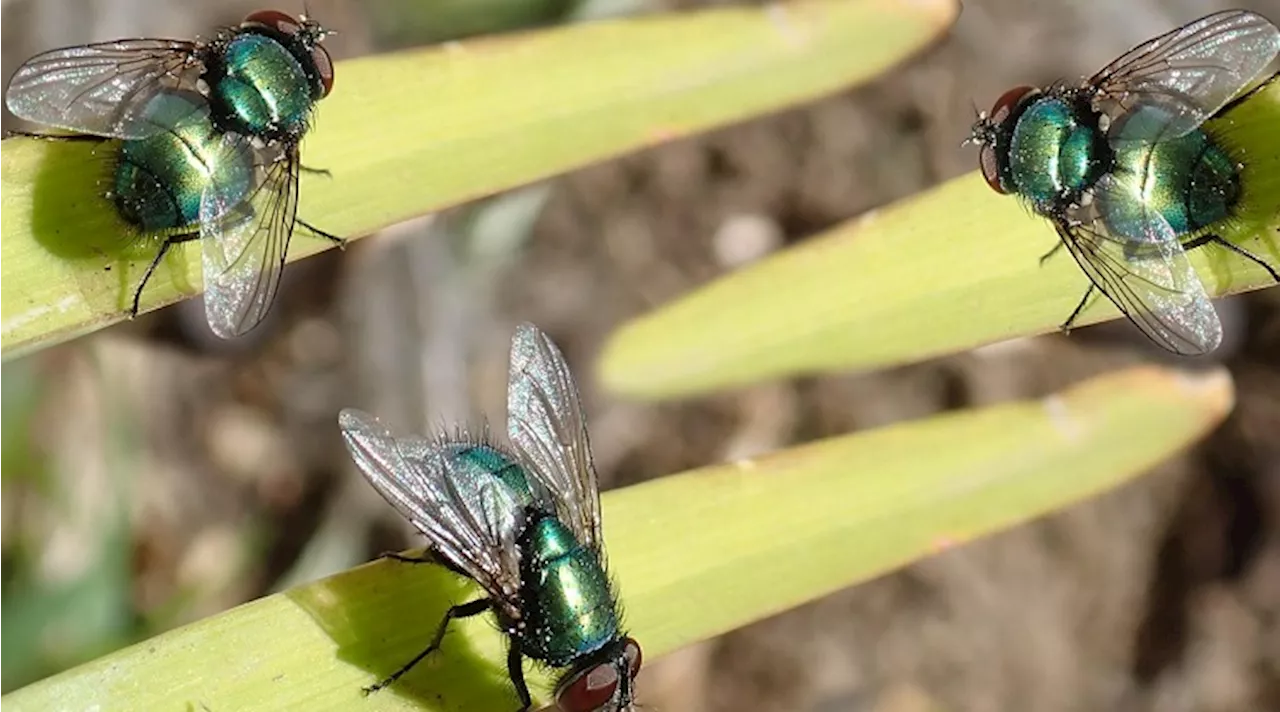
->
4, 0, 1280, 709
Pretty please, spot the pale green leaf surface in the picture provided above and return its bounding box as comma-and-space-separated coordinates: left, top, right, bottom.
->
598, 82, 1280, 400
0, 0, 958, 360
4, 365, 1232, 711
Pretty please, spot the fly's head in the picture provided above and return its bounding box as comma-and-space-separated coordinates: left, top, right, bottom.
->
556, 636, 642, 712
971, 85, 1039, 194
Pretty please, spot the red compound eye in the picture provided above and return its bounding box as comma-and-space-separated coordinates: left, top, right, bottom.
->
555, 638, 642, 712
988, 85, 1035, 126
557, 662, 619, 712
312, 43, 334, 97
243, 9, 301, 34
979, 143, 1005, 193
976, 85, 1035, 194
623, 637, 641, 678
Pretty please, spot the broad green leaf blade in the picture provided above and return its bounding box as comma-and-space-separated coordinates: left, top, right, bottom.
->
0, 0, 958, 360
3, 365, 1232, 711
598, 82, 1280, 400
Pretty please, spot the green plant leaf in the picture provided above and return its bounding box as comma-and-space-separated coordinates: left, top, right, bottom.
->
2, 364, 1232, 711
0, 0, 958, 361
598, 81, 1280, 400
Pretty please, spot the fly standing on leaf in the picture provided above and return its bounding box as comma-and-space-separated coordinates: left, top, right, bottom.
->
4, 9, 344, 338
338, 323, 642, 712
968, 9, 1280, 355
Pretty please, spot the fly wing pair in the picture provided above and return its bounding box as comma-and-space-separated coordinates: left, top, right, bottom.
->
339, 324, 607, 615
6, 39, 306, 338
1051, 9, 1279, 355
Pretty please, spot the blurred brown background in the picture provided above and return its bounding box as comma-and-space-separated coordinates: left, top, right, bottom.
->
3, 0, 1280, 710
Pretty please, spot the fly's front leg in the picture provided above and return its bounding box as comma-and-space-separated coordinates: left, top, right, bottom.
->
1039, 240, 1065, 266
506, 641, 533, 712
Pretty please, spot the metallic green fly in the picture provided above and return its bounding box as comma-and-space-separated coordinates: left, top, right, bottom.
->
969, 9, 1280, 355
339, 323, 641, 712
5, 10, 342, 338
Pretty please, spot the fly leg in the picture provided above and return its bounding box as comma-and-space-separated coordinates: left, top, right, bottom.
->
1217, 70, 1278, 117
380, 550, 471, 578
299, 165, 332, 178
1183, 234, 1280, 283
5, 129, 102, 142
380, 552, 434, 564
297, 218, 346, 249
507, 641, 533, 712
363, 598, 493, 695
1039, 241, 1065, 266
1060, 285, 1096, 335
129, 232, 201, 318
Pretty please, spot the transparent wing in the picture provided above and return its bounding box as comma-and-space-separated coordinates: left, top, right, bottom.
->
506, 322, 604, 553
338, 409, 526, 608
1088, 10, 1280, 139
1056, 174, 1221, 355
5, 39, 201, 139
199, 139, 298, 339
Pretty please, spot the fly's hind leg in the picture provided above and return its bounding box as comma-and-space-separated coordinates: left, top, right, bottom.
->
1060, 285, 1097, 335
1183, 233, 1280, 283
299, 165, 332, 178
363, 598, 493, 695
297, 218, 346, 249
129, 232, 201, 318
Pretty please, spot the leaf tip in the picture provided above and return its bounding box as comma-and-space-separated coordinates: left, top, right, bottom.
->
1168, 365, 1235, 418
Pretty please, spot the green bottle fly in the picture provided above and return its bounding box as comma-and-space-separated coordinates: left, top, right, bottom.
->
340, 324, 642, 712
5, 9, 342, 338
969, 9, 1280, 356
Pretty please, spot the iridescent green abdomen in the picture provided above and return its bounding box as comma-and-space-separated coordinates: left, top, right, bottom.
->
213, 32, 313, 136
516, 514, 619, 667
113, 91, 253, 232
1008, 97, 1107, 209
1106, 125, 1239, 239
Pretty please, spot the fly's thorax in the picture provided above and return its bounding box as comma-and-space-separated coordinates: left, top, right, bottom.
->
112, 90, 253, 231
1105, 119, 1240, 238
204, 28, 317, 141
514, 512, 620, 668
1006, 92, 1110, 211
199, 11, 334, 141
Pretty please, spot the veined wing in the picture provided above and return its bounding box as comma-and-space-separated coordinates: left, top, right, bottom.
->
6, 39, 202, 140
506, 323, 604, 553
338, 409, 526, 612
1088, 10, 1280, 139
199, 139, 298, 339
1055, 174, 1221, 355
